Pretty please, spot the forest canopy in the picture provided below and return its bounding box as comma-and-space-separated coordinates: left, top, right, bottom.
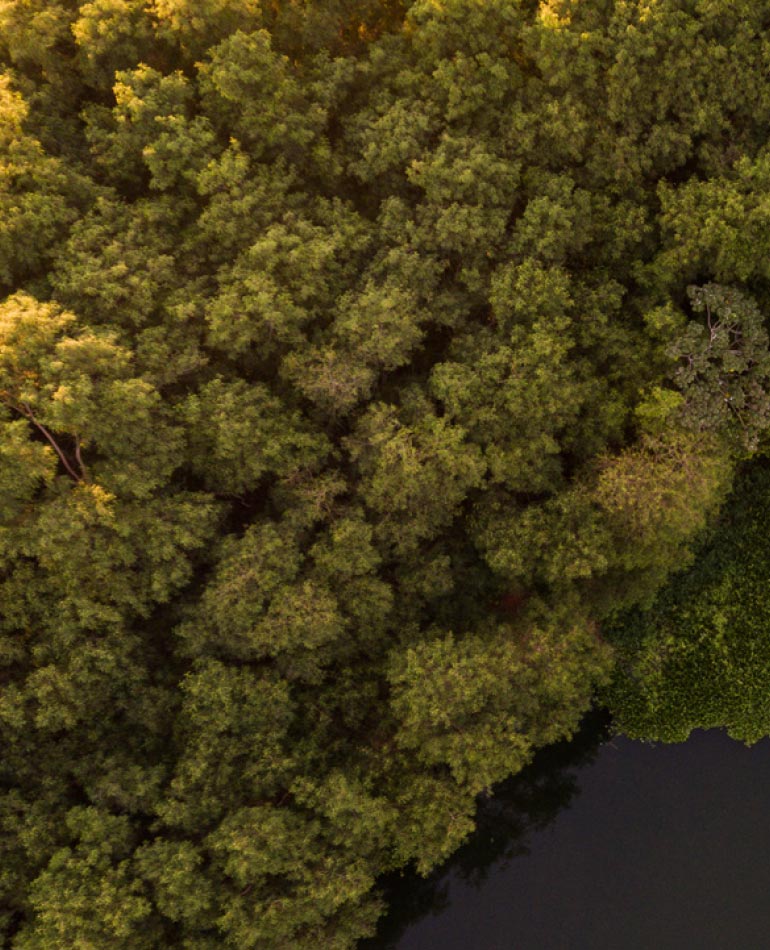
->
3, 0, 770, 946
606, 462, 770, 745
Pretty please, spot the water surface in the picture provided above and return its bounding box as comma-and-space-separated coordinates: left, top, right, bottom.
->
368, 715, 770, 949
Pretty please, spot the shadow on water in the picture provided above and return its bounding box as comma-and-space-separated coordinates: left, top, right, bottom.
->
363, 707, 611, 949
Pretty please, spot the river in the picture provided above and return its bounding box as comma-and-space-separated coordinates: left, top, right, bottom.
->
365, 710, 770, 949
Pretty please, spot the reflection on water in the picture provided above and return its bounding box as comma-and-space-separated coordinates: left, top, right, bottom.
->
365, 708, 611, 949
366, 721, 770, 950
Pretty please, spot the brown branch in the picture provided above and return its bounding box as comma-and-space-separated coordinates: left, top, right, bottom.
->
19, 403, 82, 482
73, 435, 89, 482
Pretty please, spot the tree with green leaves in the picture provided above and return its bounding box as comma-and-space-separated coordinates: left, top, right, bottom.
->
605, 464, 770, 744
3, 0, 770, 946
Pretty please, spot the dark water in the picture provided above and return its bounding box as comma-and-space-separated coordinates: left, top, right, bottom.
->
366, 711, 770, 950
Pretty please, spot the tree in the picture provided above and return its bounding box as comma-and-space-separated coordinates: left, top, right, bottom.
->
669, 283, 770, 451
5, 0, 770, 946
605, 465, 770, 744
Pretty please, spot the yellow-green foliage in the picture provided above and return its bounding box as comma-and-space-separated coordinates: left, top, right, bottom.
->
3, 1, 770, 946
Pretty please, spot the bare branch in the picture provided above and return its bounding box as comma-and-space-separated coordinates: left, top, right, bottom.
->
73, 435, 89, 482
19, 403, 82, 482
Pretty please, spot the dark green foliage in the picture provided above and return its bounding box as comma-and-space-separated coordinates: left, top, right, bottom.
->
605, 464, 770, 744
3, 1, 770, 946
671, 284, 770, 451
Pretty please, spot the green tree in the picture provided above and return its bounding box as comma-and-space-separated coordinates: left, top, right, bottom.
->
670, 283, 770, 450
605, 465, 770, 744
4, 1, 770, 946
